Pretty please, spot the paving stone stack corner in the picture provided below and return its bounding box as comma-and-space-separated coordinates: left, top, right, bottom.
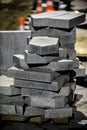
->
0, 11, 85, 122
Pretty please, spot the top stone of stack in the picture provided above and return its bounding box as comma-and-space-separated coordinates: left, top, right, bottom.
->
31, 11, 85, 29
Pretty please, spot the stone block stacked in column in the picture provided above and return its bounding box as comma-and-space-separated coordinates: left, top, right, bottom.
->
1, 11, 85, 121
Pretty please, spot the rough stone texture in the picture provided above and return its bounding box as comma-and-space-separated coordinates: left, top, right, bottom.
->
58, 82, 72, 97
0, 86, 20, 96
59, 48, 67, 58
73, 58, 79, 68
74, 64, 85, 77
0, 31, 31, 73
31, 11, 85, 28
31, 11, 67, 27
0, 95, 23, 104
24, 106, 45, 117
67, 49, 76, 60
24, 50, 58, 64
60, 42, 75, 50
28, 36, 59, 55
7, 67, 59, 83
0, 104, 16, 115
35, 59, 73, 71
27, 96, 67, 108
14, 75, 69, 92
21, 88, 58, 97
45, 107, 72, 118
13, 54, 29, 70
31, 26, 76, 43
15, 101, 24, 116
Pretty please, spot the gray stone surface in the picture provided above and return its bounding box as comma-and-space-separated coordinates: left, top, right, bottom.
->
58, 82, 72, 97
7, 67, 59, 83
35, 59, 73, 71
28, 36, 59, 55
0, 95, 23, 104
0, 31, 31, 73
13, 54, 29, 70
60, 42, 75, 50
31, 11, 85, 28
0, 86, 21, 96
45, 107, 72, 118
24, 106, 45, 117
73, 58, 79, 68
25, 50, 58, 64
74, 64, 85, 77
15, 101, 24, 116
67, 49, 76, 60
27, 96, 67, 108
31, 11, 67, 27
21, 88, 58, 97
14, 75, 69, 92
59, 48, 67, 58
0, 104, 16, 115
31, 27, 76, 43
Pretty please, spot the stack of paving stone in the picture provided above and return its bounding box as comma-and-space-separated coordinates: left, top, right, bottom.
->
1, 11, 85, 122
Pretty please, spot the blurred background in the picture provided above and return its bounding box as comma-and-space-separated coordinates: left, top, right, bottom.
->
0, 0, 87, 30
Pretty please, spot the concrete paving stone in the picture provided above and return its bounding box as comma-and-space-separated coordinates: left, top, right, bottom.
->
0, 104, 16, 115
31, 11, 85, 28
14, 75, 69, 92
13, 54, 29, 70
27, 96, 68, 108
24, 50, 58, 64
7, 66, 59, 83
59, 48, 67, 58
0, 86, 21, 96
21, 88, 58, 97
0, 95, 23, 104
45, 107, 72, 118
15, 101, 24, 116
60, 42, 75, 50
28, 36, 59, 55
24, 106, 45, 117
58, 82, 72, 97
73, 58, 79, 68
37, 59, 73, 71
31, 11, 67, 27
74, 64, 85, 77
31, 26, 76, 37
67, 49, 76, 60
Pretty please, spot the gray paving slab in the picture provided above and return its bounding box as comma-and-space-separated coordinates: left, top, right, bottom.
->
31, 26, 76, 38
24, 106, 45, 117
7, 67, 59, 83
27, 96, 68, 108
0, 95, 23, 104
58, 82, 72, 97
59, 48, 67, 58
45, 107, 72, 118
73, 58, 79, 68
31, 11, 67, 27
21, 88, 58, 97
0, 86, 21, 96
13, 54, 29, 70
60, 42, 75, 50
0, 104, 16, 115
0, 31, 31, 72
35, 59, 73, 71
67, 49, 76, 60
28, 36, 59, 55
15, 101, 24, 116
25, 50, 58, 64
74, 64, 85, 77
14, 75, 69, 92
31, 11, 85, 28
